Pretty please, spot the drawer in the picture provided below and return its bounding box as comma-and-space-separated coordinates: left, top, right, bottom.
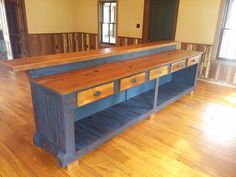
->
77, 82, 114, 107
187, 55, 200, 66
120, 72, 146, 91
149, 65, 169, 80
171, 60, 186, 73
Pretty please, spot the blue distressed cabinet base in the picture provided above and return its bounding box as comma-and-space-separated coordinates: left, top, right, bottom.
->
1, 41, 203, 169
30, 63, 199, 168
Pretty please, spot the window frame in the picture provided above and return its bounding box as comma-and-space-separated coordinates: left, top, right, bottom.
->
217, 0, 236, 62
100, 1, 117, 44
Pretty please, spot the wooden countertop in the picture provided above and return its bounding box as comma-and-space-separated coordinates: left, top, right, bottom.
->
0, 41, 179, 72
33, 50, 201, 95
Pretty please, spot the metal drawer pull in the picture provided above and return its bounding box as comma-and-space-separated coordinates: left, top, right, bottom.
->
177, 64, 184, 67
93, 91, 102, 97
157, 70, 162, 74
131, 78, 137, 84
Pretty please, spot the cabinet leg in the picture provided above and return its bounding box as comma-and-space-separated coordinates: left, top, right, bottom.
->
148, 114, 156, 120
190, 91, 194, 96
66, 160, 79, 171
33, 132, 41, 147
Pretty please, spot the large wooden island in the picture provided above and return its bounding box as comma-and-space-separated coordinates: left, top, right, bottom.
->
0, 41, 202, 169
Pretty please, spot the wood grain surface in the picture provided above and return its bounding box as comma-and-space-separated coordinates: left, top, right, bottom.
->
28, 33, 99, 57
33, 50, 200, 95
120, 73, 146, 91
149, 65, 169, 80
187, 55, 200, 67
77, 82, 114, 107
0, 41, 179, 72
171, 59, 186, 73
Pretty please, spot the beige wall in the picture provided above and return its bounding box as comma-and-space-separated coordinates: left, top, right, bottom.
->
24, 0, 144, 38
25, 0, 75, 34
118, 0, 144, 38
175, 0, 221, 45
72, 0, 98, 34
25, 0, 222, 43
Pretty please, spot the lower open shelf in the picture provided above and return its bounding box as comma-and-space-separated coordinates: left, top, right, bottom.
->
157, 81, 194, 108
74, 89, 154, 152
74, 80, 194, 156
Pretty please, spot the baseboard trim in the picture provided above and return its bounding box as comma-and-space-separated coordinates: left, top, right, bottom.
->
198, 78, 236, 88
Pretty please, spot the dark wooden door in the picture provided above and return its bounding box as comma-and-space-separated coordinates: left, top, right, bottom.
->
4, 0, 29, 58
148, 0, 178, 42
4, 0, 20, 58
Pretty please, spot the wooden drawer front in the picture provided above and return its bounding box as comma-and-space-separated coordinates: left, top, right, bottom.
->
149, 65, 169, 80
171, 60, 186, 73
78, 82, 114, 107
187, 55, 200, 66
120, 73, 146, 91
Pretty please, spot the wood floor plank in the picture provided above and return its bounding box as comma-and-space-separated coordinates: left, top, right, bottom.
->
1, 67, 236, 176
0, 140, 35, 177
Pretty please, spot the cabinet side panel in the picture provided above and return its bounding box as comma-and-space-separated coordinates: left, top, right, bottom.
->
30, 81, 67, 153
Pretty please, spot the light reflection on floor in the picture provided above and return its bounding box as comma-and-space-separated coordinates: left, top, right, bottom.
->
226, 93, 236, 105
203, 103, 236, 144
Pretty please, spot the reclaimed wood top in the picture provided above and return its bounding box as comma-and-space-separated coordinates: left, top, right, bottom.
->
0, 41, 179, 72
33, 50, 201, 95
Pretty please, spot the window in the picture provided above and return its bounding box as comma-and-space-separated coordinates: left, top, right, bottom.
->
218, 0, 236, 61
100, 1, 116, 44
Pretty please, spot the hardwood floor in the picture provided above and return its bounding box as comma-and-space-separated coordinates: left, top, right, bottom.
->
0, 66, 236, 177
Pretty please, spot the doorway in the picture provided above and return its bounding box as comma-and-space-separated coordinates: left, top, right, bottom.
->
100, 1, 117, 45
0, 0, 13, 59
5, 0, 29, 58
143, 0, 179, 42
0, 0, 29, 60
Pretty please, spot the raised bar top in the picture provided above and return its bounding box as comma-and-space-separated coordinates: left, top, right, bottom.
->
0, 41, 179, 72
33, 49, 201, 95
